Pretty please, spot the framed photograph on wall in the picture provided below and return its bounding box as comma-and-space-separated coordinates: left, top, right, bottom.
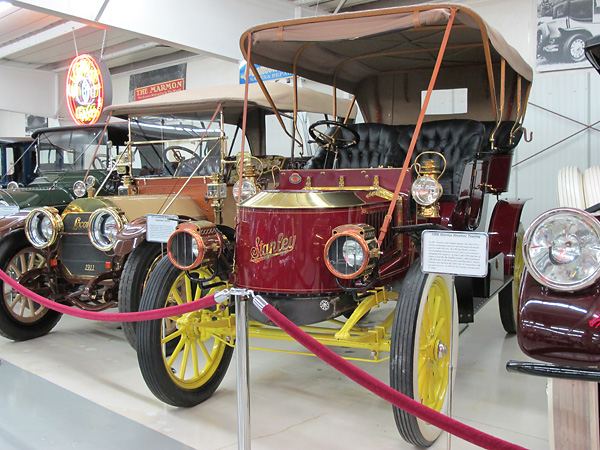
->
537, 0, 600, 72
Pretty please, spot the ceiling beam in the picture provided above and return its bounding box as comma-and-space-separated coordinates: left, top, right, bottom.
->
10, 0, 314, 62
0, 20, 86, 59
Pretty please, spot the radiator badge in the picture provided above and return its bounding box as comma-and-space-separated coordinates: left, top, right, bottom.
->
250, 233, 296, 263
73, 217, 89, 231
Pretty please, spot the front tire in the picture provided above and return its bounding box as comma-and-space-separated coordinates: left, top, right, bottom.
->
0, 234, 62, 341
390, 262, 458, 447
137, 257, 234, 407
118, 242, 164, 349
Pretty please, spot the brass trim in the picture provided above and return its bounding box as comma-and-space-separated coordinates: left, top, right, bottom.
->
240, 190, 366, 209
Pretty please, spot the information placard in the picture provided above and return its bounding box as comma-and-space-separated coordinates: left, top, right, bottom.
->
421, 230, 488, 277
146, 214, 178, 243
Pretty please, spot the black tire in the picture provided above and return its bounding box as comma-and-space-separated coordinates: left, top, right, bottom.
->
137, 257, 234, 407
0, 233, 62, 341
118, 242, 165, 350
390, 261, 458, 447
499, 223, 525, 334
564, 34, 587, 63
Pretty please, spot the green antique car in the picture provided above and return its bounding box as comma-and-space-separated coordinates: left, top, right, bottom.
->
0, 137, 36, 189
0, 83, 355, 347
0, 124, 130, 213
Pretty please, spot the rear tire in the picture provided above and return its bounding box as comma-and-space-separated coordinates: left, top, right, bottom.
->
0, 234, 62, 341
118, 242, 164, 350
499, 223, 525, 334
564, 34, 587, 63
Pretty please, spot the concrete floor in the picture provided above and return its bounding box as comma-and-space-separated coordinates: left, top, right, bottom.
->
0, 299, 549, 449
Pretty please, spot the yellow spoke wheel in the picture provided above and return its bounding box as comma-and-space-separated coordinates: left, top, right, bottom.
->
499, 223, 525, 334
390, 262, 457, 447
137, 257, 234, 407
0, 237, 62, 341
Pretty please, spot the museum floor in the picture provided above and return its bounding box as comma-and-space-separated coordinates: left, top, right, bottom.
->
0, 299, 549, 450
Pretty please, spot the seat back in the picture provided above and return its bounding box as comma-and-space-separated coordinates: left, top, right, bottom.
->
397, 119, 486, 198
304, 123, 402, 169
304, 120, 487, 200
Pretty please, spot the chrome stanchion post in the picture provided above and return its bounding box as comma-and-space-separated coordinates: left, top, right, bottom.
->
234, 290, 251, 450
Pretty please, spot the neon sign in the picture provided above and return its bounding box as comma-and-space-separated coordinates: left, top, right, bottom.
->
66, 54, 108, 125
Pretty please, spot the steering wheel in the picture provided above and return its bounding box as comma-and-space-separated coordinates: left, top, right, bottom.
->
162, 145, 200, 176
91, 157, 107, 170
163, 145, 198, 164
309, 120, 360, 150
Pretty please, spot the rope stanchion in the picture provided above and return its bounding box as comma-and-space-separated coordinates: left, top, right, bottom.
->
0, 269, 223, 322
253, 295, 527, 450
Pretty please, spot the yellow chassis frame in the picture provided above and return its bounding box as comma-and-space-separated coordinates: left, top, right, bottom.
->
192, 287, 397, 363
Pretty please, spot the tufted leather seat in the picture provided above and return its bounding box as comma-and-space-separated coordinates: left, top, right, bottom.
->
304, 123, 401, 169
304, 119, 486, 200
400, 119, 486, 199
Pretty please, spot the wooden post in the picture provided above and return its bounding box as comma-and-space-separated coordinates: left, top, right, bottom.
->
548, 378, 599, 449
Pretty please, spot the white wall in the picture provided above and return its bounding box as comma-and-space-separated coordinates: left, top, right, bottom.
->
0, 66, 57, 117
0, 111, 27, 136
504, 68, 600, 228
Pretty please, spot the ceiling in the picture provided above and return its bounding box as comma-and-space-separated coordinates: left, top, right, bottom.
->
0, 3, 197, 75
0, 0, 422, 76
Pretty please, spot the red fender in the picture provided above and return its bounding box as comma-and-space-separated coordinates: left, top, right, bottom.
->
0, 211, 28, 239
488, 199, 527, 276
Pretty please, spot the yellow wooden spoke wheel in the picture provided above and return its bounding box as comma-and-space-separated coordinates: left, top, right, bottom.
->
390, 262, 457, 447
137, 257, 234, 407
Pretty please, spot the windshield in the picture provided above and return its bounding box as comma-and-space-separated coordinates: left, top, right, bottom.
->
35, 128, 113, 173
129, 119, 223, 178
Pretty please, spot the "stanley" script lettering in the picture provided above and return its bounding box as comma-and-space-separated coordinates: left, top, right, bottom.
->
250, 233, 296, 263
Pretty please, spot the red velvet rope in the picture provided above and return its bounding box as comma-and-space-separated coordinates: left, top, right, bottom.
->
259, 303, 527, 450
0, 267, 526, 449
0, 269, 217, 322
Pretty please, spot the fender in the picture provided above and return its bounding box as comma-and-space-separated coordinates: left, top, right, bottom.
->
113, 214, 203, 257
0, 211, 29, 239
488, 199, 527, 276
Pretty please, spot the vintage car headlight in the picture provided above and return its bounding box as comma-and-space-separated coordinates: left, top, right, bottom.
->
523, 208, 600, 291
324, 224, 379, 279
411, 176, 442, 206
7, 181, 18, 191
88, 208, 126, 251
73, 180, 86, 198
86, 175, 96, 187
25, 207, 63, 249
167, 221, 222, 271
233, 178, 257, 203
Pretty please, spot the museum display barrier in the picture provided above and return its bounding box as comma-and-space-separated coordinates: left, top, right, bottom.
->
0, 268, 526, 450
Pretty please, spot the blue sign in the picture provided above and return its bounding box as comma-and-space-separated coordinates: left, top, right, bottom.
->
239, 61, 292, 84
